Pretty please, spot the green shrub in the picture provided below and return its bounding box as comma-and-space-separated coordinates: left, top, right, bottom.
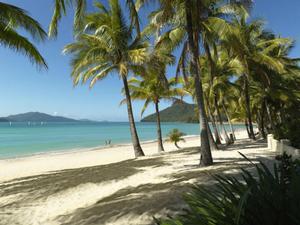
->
158, 153, 300, 225
166, 129, 186, 149
276, 120, 300, 149
274, 106, 300, 149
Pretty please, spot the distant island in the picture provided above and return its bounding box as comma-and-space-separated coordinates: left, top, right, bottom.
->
0, 112, 84, 123
141, 102, 199, 123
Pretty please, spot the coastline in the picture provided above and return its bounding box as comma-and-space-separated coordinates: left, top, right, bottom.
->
0, 130, 273, 225
0, 130, 248, 183
0, 134, 200, 161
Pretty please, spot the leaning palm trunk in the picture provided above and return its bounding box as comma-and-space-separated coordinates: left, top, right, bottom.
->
222, 101, 236, 141
207, 123, 218, 150
122, 75, 145, 157
243, 75, 256, 139
265, 99, 276, 133
259, 101, 267, 139
155, 101, 165, 152
210, 114, 222, 144
214, 97, 231, 145
185, 0, 212, 166
203, 42, 222, 145
245, 119, 251, 137
205, 94, 222, 144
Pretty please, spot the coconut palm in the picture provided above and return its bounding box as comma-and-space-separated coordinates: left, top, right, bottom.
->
166, 129, 186, 149
0, 2, 47, 68
248, 48, 300, 139
178, 75, 220, 151
126, 77, 186, 152
63, 0, 148, 157
148, 0, 251, 165
49, 0, 141, 37
221, 13, 290, 139
201, 49, 239, 145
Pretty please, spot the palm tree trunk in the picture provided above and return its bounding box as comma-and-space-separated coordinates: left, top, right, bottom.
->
265, 99, 276, 133
205, 94, 222, 144
202, 42, 222, 146
210, 114, 222, 144
122, 75, 145, 157
207, 123, 218, 150
185, 0, 212, 166
214, 115, 223, 141
175, 141, 180, 149
243, 75, 256, 139
245, 119, 250, 137
260, 100, 267, 139
222, 101, 236, 141
214, 96, 231, 145
155, 101, 165, 152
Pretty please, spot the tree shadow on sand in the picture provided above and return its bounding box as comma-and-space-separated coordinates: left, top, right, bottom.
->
0, 157, 171, 211
55, 151, 275, 225
223, 138, 268, 151
0, 139, 275, 225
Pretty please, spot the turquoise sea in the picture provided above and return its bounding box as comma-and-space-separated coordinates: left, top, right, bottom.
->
0, 122, 246, 159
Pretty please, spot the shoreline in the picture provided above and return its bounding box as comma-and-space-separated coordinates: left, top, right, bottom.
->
0, 126, 248, 161
0, 134, 200, 161
0, 135, 203, 183
0, 131, 272, 225
0, 130, 248, 183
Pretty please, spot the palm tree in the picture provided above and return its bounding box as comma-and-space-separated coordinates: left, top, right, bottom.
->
221, 13, 289, 139
179, 76, 220, 151
201, 50, 239, 145
166, 129, 186, 149
63, 0, 147, 157
247, 43, 300, 139
126, 77, 186, 152
184, 0, 213, 166
49, 0, 141, 37
149, 0, 250, 165
0, 2, 47, 68
49, 0, 86, 37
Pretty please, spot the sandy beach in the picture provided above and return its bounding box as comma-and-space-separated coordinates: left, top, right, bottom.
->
0, 130, 276, 225
0, 134, 201, 183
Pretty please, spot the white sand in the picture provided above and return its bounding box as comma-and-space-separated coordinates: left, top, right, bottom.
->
0, 135, 198, 183
0, 130, 256, 183
0, 130, 275, 225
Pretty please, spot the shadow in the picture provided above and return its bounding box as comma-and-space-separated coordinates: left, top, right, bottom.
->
0, 138, 276, 225
54, 154, 275, 225
225, 138, 268, 151
0, 157, 171, 210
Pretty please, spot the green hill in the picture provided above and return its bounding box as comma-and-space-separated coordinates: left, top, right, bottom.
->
0, 112, 79, 122
141, 102, 198, 123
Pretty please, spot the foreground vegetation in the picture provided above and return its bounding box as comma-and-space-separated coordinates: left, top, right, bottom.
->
158, 153, 300, 225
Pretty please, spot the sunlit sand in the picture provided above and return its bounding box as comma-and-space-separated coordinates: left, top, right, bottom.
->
0, 130, 276, 225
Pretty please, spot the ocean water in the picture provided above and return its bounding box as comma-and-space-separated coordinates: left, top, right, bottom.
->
0, 122, 246, 159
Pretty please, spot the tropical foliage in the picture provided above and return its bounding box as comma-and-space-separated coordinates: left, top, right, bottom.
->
125, 77, 185, 152
63, 0, 148, 157
0, 2, 47, 68
158, 153, 300, 225
166, 129, 186, 149
52, 0, 300, 162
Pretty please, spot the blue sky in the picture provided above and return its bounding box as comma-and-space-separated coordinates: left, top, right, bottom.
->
0, 0, 299, 121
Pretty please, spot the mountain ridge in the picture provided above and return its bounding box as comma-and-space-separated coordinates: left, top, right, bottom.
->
0, 112, 81, 122
141, 102, 198, 123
